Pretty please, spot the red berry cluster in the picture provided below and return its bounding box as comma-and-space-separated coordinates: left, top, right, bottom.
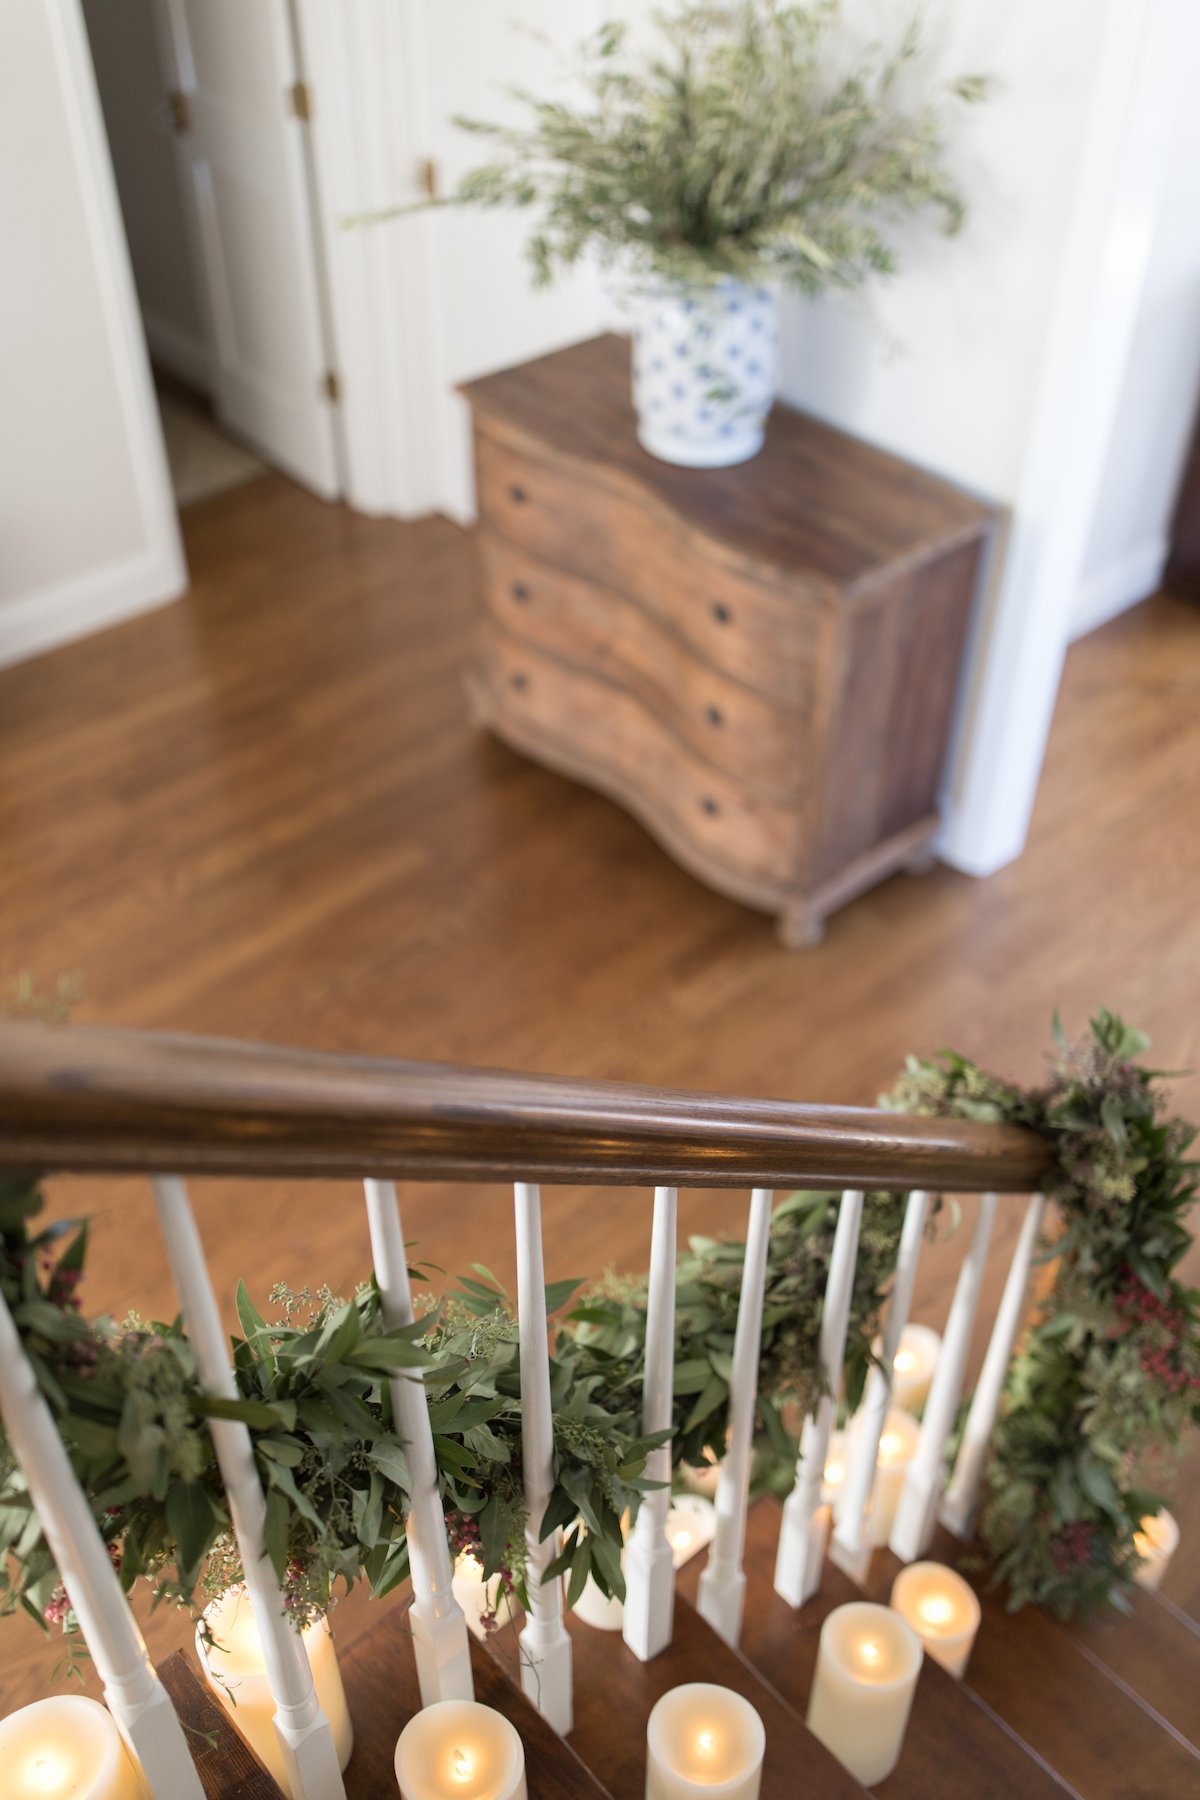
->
445, 1508, 515, 1632
1050, 1520, 1098, 1573
44, 1542, 122, 1624
1113, 1272, 1200, 1396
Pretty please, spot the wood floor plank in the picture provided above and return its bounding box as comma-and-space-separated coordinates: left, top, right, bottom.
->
0, 476, 1196, 1719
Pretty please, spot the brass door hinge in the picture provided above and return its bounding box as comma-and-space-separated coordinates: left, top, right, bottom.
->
417, 157, 439, 200
321, 371, 341, 404
289, 79, 312, 122
166, 89, 191, 134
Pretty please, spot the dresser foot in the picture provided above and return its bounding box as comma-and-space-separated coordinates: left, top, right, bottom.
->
777, 902, 825, 950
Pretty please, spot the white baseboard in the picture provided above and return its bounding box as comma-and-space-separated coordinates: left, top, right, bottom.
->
0, 543, 186, 670
142, 311, 212, 395
1071, 535, 1167, 640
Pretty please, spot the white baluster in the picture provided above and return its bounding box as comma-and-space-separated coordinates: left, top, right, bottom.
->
773, 1189, 864, 1609
830, 1190, 930, 1582
697, 1188, 774, 1647
623, 1186, 678, 1662
890, 1191, 998, 1563
362, 1179, 473, 1704
941, 1193, 1045, 1539
513, 1182, 572, 1735
152, 1178, 344, 1800
0, 1285, 205, 1799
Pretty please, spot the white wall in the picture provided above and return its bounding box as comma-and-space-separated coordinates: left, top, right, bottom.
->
81, 0, 209, 391
0, 0, 183, 667
1073, 90, 1200, 637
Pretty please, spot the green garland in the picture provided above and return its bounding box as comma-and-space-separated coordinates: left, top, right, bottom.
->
0, 1013, 1195, 1664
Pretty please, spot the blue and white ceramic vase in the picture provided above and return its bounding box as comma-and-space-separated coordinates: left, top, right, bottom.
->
631, 279, 777, 467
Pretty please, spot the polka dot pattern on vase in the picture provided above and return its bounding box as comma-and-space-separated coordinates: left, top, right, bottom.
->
632, 280, 777, 467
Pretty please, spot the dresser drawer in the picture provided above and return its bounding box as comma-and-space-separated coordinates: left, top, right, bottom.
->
477, 624, 804, 896
477, 532, 811, 795
474, 428, 824, 707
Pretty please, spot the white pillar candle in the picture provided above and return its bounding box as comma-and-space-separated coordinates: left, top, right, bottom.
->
806, 1601, 922, 1787
1133, 1510, 1179, 1591
395, 1700, 527, 1800
889, 1561, 981, 1679
197, 1587, 353, 1793
571, 1570, 626, 1631
876, 1325, 941, 1414
645, 1683, 764, 1800
681, 1451, 722, 1500
0, 1695, 144, 1800
451, 1555, 514, 1641
863, 1409, 921, 1546
821, 1431, 848, 1506
666, 1496, 717, 1569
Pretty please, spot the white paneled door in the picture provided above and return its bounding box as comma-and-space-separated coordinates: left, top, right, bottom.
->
157, 0, 340, 498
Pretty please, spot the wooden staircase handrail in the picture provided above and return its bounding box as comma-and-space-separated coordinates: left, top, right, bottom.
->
0, 1021, 1052, 1191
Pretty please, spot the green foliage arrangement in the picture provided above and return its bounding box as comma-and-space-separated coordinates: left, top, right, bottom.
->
891, 1011, 1199, 1615
0, 1013, 1195, 1669
445, 2, 987, 294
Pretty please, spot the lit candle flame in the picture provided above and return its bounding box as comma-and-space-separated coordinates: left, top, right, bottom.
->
918, 1594, 954, 1628
823, 1455, 844, 1489
671, 1530, 691, 1550
858, 1639, 883, 1667
451, 1746, 474, 1783
879, 1432, 902, 1461
894, 1348, 916, 1374
29, 1758, 66, 1794
696, 1728, 717, 1755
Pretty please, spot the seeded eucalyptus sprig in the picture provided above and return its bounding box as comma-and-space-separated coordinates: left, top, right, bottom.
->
443, 3, 987, 294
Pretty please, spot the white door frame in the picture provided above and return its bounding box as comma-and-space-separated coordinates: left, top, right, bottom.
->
938, 0, 1198, 874
4, 0, 186, 669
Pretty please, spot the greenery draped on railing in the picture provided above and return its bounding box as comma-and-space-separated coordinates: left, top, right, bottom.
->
1, 1013, 1195, 1669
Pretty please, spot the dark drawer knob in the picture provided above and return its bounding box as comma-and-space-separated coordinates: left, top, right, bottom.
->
700, 795, 720, 817
508, 484, 530, 504
511, 582, 530, 602
510, 671, 528, 691
711, 601, 732, 625
705, 704, 724, 728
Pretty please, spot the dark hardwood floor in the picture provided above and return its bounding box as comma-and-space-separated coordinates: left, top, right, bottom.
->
1, 471, 1197, 1708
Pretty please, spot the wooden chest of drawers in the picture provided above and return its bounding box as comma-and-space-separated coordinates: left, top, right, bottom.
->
462, 335, 994, 946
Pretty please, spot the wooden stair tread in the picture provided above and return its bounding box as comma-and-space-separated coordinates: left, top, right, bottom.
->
1056, 1578, 1200, 1750
337, 1601, 610, 1798
483, 1589, 867, 1799
858, 1528, 1200, 1800
158, 1650, 285, 1799
677, 1500, 1072, 1800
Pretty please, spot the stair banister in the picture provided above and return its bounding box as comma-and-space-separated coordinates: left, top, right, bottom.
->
697, 1187, 775, 1648
891, 1191, 999, 1563
0, 1021, 1054, 1193
941, 1192, 1046, 1539
773, 1189, 865, 1609
623, 1185, 678, 1662
831, 1188, 931, 1581
0, 1280, 206, 1799
513, 1182, 573, 1734
152, 1177, 346, 1800
362, 1179, 474, 1704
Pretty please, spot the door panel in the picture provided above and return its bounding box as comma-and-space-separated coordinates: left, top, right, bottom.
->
161, 0, 339, 498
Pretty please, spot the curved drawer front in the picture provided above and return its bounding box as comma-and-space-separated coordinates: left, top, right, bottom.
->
478, 623, 803, 894
478, 533, 810, 795
475, 428, 824, 706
